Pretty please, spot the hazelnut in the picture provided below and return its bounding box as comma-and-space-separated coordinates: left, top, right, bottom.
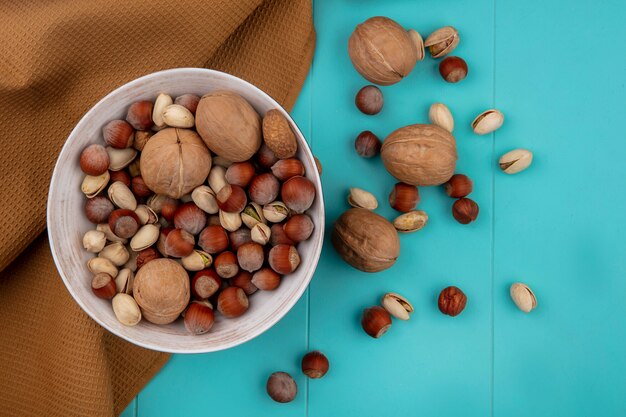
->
249, 173, 280, 206
281, 176, 316, 214
217, 286, 249, 318
108, 209, 140, 239
160, 197, 179, 222
251, 223, 271, 245
271, 158, 305, 181
439, 56, 468, 83
445, 174, 473, 198
216, 184, 247, 213
237, 242, 264, 273
230, 270, 257, 295
198, 225, 229, 254
131, 176, 152, 198
164, 228, 195, 257
389, 182, 420, 212
184, 300, 215, 335
174, 202, 207, 235
133, 130, 152, 152
191, 269, 221, 300
301, 351, 329, 379
80, 144, 110, 176
135, 247, 160, 269
354, 131, 381, 158
255, 143, 279, 169
266, 372, 297, 403
452, 198, 479, 224
269, 224, 295, 246
283, 214, 314, 243
85, 196, 114, 224
268, 244, 300, 275
355, 85, 383, 115
155, 227, 172, 256
126, 100, 154, 130
251, 267, 281, 291
91, 272, 117, 299
133, 258, 190, 324
361, 306, 392, 338
438, 286, 467, 316
348, 17, 417, 85
214, 251, 239, 278
225, 162, 256, 187
229, 228, 252, 251
83, 230, 107, 253
109, 170, 131, 187
103, 120, 135, 149
207, 215, 221, 226
174, 94, 200, 114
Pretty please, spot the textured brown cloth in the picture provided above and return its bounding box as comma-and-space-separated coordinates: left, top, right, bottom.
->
0, 1, 315, 416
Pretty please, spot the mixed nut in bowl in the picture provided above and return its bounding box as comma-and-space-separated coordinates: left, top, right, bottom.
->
47, 68, 324, 353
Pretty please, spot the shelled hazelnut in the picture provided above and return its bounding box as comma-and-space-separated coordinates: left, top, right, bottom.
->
354, 131, 381, 158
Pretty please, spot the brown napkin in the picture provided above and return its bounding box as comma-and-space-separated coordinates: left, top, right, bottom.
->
0, 1, 315, 415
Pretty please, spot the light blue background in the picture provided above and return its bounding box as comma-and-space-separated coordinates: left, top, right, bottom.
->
122, 0, 626, 415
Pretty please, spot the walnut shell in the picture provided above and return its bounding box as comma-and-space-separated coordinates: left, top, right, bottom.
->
140, 128, 211, 199
348, 16, 417, 86
262, 109, 297, 159
195, 91, 262, 162
381, 124, 457, 186
332, 208, 399, 272
132, 258, 190, 324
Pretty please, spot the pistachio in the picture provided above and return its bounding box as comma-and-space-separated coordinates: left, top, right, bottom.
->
98, 242, 130, 266
115, 268, 134, 294
381, 292, 414, 320
241, 203, 266, 229
191, 185, 219, 214
146, 194, 169, 214
83, 230, 106, 253
106, 146, 137, 171
263, 201, 289, 223
134, 205, 158, 225
424, 26, 459, 58
407, 29, 425, 61
112, 293, 141, 326
181, 250, 213, 271
124, 249, 138, 272
87, 257, 118, 278
162, 104, 195, 128
208, 165, 227, 194
348, 188, 378, 210
510, 283, 537, 313
251, 223, 271, 245
219, 209, 242, 232
96, 223, 128, 244
499, 149, 533, 174
130, 224, 160, 251
81, 171, 110, 198
428, 103, 454, 133
471, 109, 504, 135
107, 181, 137, 210
393, 210, 428, 233
152, 93, 173, 128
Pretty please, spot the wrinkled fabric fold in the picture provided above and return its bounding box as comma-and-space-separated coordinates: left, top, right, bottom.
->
0, 0, 314, 415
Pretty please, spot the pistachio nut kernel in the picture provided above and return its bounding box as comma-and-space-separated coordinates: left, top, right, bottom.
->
241, 202, 266, 229
428, 103, 454, 133
348, 188, 378, 210
262, 201, 289, 223
499, 149, 533, 174
81, 171, 110, 198
381, 292, 414, 320
510, 282, 537, 313
424, 26, 459, 58
393, 210, 428, 233
471, 109, 504, 135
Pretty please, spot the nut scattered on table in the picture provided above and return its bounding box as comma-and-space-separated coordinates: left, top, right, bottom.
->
444, 174, 473, 198
510, 283, 537, 313
429, 103, 454, 133
393, 210, 428, 233
355, 130, 382, 158
348, 187, 378, 210
438, 286, 467, 317
301, 351, 330, 379
499, 149, 533, 174
381, 292, 414, 320
439, 56, 468, 83
355, 85, 384, 115
471, 109, 504, 135
452, 198, 479, 224
267, 372, 297, 403
361, 306, 392, 338
389, 182, 420, 212
424, 26, 460, 58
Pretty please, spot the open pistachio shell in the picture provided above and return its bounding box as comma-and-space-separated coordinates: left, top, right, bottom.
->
108, 181, 137, 210
241, 202, 266, 229
499, 149, 533, 174
510, 283, 537, 313
181, 250, 212, 271
106, 146, 137, 171
115, 268, 135, 294
98, 241, 130, 266
382, 292, 414, 320
471, 109, 504, 135
393, 210, 428, 233
112, 293, 141, 326
191, 185, 219, 214
130, 224, 160, 251
424, 26, 459, 58
134, 205, 158, 225
263, 201, 289, 223
429, 103, 454, 133
81, 171, 110, 198
348, 188, 378, 210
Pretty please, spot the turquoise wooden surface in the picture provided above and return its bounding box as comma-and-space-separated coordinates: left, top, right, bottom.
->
122, 0, 626, 415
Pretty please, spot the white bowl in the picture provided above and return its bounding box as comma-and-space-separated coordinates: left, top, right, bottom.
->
47, 68, 324, 353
